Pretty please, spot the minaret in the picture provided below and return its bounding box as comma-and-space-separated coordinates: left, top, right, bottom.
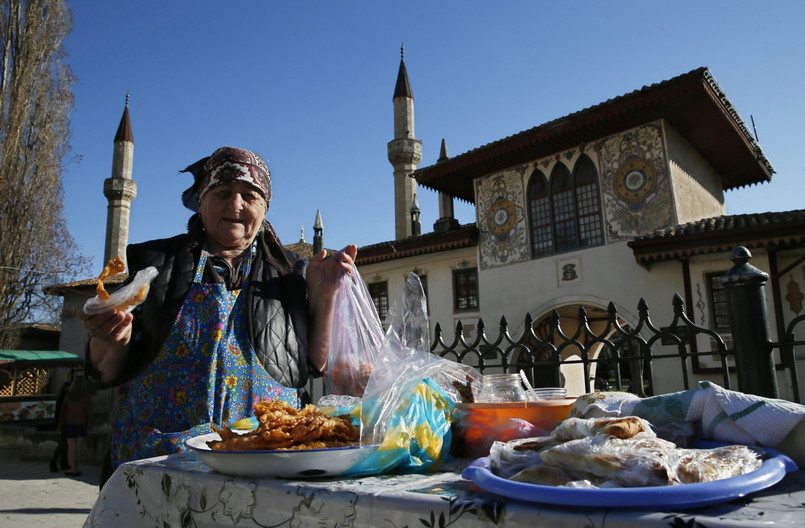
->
103, 94, 137, 267
433, 138, 459, 232
410, 193, 421, 236
313, 210, 323, 255
387, 44, 422, 240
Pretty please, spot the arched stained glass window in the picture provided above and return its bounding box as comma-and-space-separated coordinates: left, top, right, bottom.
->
528, 170, 552, 256
527, 157, 604, 258
551, 164, 577, 252
574, 155, 604, 248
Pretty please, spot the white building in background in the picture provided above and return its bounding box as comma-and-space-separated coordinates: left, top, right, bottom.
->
47, 53, 805, 403
356, 54, 805, 401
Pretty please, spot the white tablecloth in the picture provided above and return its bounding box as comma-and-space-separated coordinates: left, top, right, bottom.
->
84, 451, 805, 527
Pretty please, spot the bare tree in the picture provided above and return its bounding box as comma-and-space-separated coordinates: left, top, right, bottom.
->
0, 0, 89, 349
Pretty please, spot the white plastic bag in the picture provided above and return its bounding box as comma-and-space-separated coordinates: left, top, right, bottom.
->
83, 266, 158, 315
324, 267, 384, 396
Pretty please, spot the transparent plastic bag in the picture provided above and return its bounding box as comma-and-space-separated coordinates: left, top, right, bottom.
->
489, 416, 765, 488
324, 267, 384, 396
317, 273, 481, 476
488, 436, 559, 478
363, 274, 480, 402
83, 266, 158, 315
354, 273, 481, 472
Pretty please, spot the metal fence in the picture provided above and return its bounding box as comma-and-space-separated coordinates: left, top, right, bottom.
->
429, 246, 803, 404
307, 246, 803, 404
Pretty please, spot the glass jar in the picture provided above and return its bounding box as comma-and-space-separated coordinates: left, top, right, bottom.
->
477, 373, 528, 402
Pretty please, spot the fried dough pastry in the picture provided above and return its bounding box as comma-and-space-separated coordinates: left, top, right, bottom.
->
540, 433, 678, 486
512, 436, 561, 452
492, 416, 763, 488
488, 436, 559, 478
96, 256, 126, 300
93, 256, 150, 311
675, 444, 761, 484
113, 284, 149, 312
207, 400, 360, 451
595, 416, 649, 439
551, 416, 652, 441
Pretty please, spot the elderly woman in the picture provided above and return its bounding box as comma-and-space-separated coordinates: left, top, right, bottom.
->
78, 146, 356, 473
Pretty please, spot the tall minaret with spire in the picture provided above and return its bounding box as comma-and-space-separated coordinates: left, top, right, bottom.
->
313, 209, 324, 255
103, 94, 137, 267
388, 44, 422, 240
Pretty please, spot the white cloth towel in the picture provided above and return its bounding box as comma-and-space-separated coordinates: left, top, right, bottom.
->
570, 381, 805, 447
685, 381, 804, 447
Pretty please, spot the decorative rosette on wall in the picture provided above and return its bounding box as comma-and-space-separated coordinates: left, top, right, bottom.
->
475, 168, 528, 269
599, 123, 674, 240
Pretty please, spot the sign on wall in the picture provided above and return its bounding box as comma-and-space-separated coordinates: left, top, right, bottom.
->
556, 256, 583, 287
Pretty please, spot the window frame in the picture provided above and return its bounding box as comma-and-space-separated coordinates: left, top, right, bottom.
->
368, 280, 389, 321
527, 155, 604, 259
573, 155, 605, 249
705, 271, 731, 332
527, 170, 553, 257
453, 267, 479, 312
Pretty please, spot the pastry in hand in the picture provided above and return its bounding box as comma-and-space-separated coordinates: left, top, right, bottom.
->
83, 258, 158, 315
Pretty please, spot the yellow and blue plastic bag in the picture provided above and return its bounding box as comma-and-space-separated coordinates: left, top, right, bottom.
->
321, 273, 480, 476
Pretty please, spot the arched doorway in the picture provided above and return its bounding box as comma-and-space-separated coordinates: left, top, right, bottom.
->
522, 303, 646, 397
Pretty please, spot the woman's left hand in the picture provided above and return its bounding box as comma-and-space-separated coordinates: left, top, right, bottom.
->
306, 244, 358, 373
306, 244, 358, 301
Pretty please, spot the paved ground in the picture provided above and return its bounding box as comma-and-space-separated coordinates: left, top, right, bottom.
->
0, 449, 101, 527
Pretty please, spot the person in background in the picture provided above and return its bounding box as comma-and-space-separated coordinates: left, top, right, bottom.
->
77, 146, 356, 486
49, 380, 70, 473
58, 377, 92, 477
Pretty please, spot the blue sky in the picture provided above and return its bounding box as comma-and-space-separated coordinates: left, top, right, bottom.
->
62, 1, 804, 273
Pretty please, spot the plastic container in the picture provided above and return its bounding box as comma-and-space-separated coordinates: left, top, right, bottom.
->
527, 387, 568, 400
451, 398, 575, 458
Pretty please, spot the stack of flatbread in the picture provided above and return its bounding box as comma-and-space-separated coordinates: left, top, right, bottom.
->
489, 416, 762, 488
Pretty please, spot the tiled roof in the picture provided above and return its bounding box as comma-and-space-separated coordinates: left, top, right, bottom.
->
44, 273, 126, 296
393, 57, 413, 100
356, 224, 478, 265
415, 68, 773, 202
627, 210, 805, 265
284, 241, 337, 259
114, 104, 133, 143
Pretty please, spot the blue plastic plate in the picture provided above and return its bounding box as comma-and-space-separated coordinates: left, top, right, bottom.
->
462, 441, 798, 509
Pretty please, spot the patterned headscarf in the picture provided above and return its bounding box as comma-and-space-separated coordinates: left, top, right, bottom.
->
180, 147, 271, 212
180, 146, 295, 276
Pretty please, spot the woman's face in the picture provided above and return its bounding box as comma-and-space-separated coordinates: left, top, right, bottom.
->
198, 181, 267, 252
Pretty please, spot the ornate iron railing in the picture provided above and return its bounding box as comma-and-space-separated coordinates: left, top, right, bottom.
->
307, 246, 803, 404
429, 247, 804, 404
430, 293, 738, 398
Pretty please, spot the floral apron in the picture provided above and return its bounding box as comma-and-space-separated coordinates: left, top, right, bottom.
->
112, 246, 299, 467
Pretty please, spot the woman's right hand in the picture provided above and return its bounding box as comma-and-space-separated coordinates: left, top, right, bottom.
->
77, 307, 134, 385
77, 308, 134, 346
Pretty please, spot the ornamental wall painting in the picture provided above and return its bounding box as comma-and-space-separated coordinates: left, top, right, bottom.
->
475, 167, 528, 269
598, 123, 674, 241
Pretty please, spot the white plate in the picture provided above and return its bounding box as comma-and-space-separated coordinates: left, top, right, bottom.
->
186, 432, 379, 478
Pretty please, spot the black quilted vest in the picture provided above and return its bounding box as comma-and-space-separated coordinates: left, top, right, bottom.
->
114, 232, 312, 389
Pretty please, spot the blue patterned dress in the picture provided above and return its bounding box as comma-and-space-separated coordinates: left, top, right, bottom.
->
111, 247, 299, 467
